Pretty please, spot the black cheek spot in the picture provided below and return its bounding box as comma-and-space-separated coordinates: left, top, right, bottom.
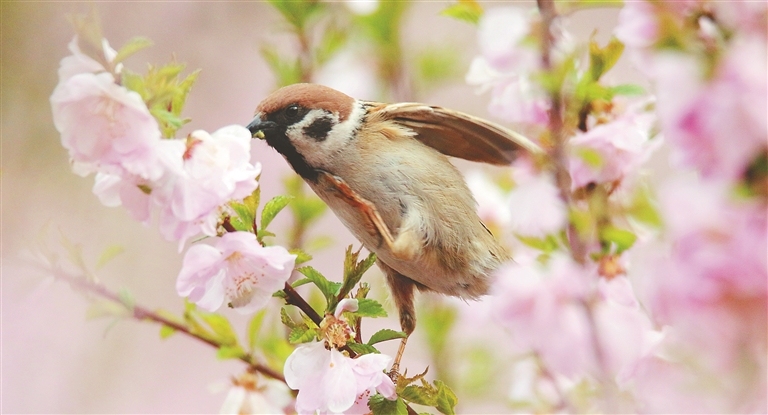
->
303, 116, 334, 141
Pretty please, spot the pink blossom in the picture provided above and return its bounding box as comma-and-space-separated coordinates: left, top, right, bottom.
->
491, 255, 594, 377
568, 106, 659, 189
154, 126, 261, 246
50, 71, 164, 180
466, 7, 550, 125
506, 165, 567, 237
57, 36, 118, 82
219, 373, 293, 415
284, 341, 395, 415
615, 1, 658, 49
492, 254, 656, 380
476, 7, 539, 72
714, 1, 768, 36
652, 36, 767, 181
92, 172, 152, 224
629, 175, 767, 396
176, 231, 295, 314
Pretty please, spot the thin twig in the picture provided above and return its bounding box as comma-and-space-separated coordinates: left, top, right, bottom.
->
536, 0, 588, 264
283, 282, 323, 326
46, 266, 286, 384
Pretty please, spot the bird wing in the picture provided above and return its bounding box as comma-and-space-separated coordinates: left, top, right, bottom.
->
365, 102, 544, 165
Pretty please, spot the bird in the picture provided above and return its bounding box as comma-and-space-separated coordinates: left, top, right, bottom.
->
246, 83, 541, 370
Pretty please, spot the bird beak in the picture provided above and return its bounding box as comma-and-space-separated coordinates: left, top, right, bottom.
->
246, 115, 275, 140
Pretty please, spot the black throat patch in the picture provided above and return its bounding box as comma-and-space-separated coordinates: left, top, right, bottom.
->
302, 116, 334, 142
264, 131, 319, 183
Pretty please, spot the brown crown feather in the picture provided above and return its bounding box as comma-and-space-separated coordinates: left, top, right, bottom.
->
255, 83, 355, 122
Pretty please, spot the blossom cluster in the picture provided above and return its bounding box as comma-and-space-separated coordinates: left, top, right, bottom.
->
284, 299, 397, 415
468, 2, 767, 412
50, 36, 295, 314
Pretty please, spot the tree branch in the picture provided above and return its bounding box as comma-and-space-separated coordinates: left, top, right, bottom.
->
45, 265, 286, 384
536, 0, 589, 264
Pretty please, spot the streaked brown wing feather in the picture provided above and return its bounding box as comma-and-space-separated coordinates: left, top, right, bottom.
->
366, 102, 543, 165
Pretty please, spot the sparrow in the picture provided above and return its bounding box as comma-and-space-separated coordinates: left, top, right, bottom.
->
246, 83, 541, 368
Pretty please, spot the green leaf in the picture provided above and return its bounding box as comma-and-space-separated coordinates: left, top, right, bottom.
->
575, 147, 604, 168
415, 47, 461, 90
159, 325, 177, 339
118, 287, 135, 311
150, 107, 187, 130
230, 201, 255, 232
291, 278, 312, 288
354, 298, 387, 318
400, 384, 436, 406
289, 326, 318, 344
347, 341, 379, 355
367, 329, 407, 346
434, 380, 458, 415
339, 246, 377, 300
289, 248, 312, 265
95, 244, 125, 270
626, 187, 662, 227
247, 310, 267, 351
440, 0, 483, 25
297, 266, 341, 310
600, 225, 637, 254
369, 395, 408, 415
257, 229, 276, 240
515, 234, 560, 252
170, 69, 200, 118
609, 83, 646, 96
216, 345, 246, 360
261, 195, 294, 230
261, 47, 303, 88
589, 36, 624, 81
280, 307, 302, 329
315, 24, 348, 67
267, 0, 323, 30
113, 36, 154, 64
85, 299, 131, 320
198, 312, 239, 346
244, 185, 261, 217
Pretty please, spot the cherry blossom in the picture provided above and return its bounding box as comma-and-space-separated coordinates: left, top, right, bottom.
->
283, 299, 396, 414
466, 7, 549, 125
153, 126, 261, 246
284, 341, 396, 415
506, 163, 567, 237
57, 36, 118, 82
568, 104, 659, 190
176, 231, 295, 314
614, 1, 658, 50
50, 71, 164, 180
491, 254, 657, 380
219, 372, 293, 415
92, 172, 153, 224
652, 36, 767, 182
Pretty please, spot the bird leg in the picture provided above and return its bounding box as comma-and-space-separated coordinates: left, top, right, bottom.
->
378, 261, 417, 379
316, 170, 419, 260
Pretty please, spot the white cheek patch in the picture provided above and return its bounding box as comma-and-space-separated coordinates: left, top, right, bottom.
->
286, 102, 366, 169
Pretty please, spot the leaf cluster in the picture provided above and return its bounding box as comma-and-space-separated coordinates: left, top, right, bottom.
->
122, 63, 200, 138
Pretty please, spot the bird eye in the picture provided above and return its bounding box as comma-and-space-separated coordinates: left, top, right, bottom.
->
284, 104, 300, 120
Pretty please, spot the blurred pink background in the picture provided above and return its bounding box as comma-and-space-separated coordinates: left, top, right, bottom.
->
1, 2, 626, 413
